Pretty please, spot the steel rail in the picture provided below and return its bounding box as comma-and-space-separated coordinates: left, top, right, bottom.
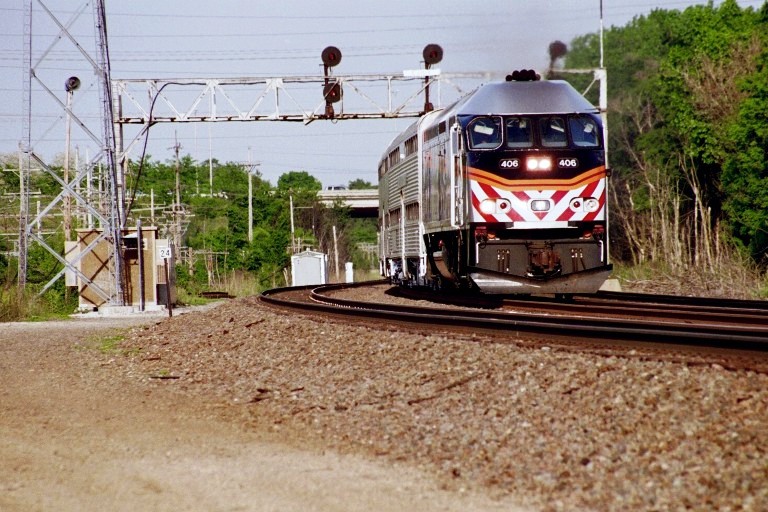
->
393, 286, 768, 326
501, 297, 768, 326
259, 282, 768, 351
588, 290, 768, 311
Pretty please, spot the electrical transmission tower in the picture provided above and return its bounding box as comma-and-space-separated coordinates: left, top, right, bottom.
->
20, 0, 124, 304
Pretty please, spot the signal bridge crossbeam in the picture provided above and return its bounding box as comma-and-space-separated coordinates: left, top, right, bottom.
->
113, 72, 492, 158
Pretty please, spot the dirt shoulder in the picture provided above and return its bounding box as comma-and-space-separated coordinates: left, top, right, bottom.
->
3, 293, 767, 511
0, 309, 525, 512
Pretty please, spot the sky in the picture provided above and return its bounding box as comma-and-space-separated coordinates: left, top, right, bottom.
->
1, 0, 764, 189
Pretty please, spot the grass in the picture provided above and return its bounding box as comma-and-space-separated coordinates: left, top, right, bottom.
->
0, 288, 25, 322
611, 258, 768, 299
74, 331, 141, 357
97, 333, 126, 353
1, 280, 81, 322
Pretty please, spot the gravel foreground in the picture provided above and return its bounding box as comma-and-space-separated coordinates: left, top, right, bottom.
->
116, 293, 768, 512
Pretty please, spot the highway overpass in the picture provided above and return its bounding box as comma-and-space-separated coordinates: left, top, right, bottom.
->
317, 189, 379, 218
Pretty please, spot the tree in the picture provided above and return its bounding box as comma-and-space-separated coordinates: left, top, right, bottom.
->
566, 0, 768, 276
348, 179, 375, 190
720, 47, 768, 263
277, 171, 321, 193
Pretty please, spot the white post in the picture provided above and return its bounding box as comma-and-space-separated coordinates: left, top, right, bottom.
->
289, 194, 295, 254
333, 225, 339, 281
345, 262, 354, 283
599, 0, 605, 69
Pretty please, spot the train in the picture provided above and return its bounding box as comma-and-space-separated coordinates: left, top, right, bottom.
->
378, 70, 612, 295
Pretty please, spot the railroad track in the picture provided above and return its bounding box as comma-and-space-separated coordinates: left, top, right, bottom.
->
260, 281, 768, 353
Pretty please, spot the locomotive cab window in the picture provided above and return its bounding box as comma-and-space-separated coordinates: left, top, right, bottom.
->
569, 115, 600, 148
539, 117, 568, 148
468, 116, 502, 150
506, 118, 533, 148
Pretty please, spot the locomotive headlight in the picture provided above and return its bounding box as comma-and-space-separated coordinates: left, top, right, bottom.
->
584, 197, 600, 212
479, 199, 497, 214
530, 199, 551, 212
526, 156, 552, 171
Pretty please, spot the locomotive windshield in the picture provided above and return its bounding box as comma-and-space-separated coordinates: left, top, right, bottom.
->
539, 117, 568, 148
569, 115, 600, 147
468, 117, 502, 149
467, 114, 601, 150
505, 118, 533, 148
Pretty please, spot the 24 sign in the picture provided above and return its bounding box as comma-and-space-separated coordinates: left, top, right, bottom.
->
157, 246, 172, 260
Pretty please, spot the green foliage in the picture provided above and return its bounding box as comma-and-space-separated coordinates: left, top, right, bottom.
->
0, 245, 9, 281
3, 148, 380, 314
244, 226, 291, 271
0, 279, 76, 321
720, 50, 768, 262
348, 179, 376, 190
566, 0, 768, 269
277, 171, 322, 192
121, 158, 378, 296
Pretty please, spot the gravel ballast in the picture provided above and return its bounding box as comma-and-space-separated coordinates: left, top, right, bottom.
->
119, 293, 768, 511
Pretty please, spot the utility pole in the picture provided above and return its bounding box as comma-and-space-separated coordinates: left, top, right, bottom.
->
63, 76, 80, 243
208, 125, 213, 196
171, 133, 182, 251
245, 147, 260, 243
248, 164, 253, 242
150, 189, 155, 225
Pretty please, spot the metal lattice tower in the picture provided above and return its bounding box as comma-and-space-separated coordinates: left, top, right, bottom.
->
93, 0, 124, 304
18, 1, 32, 288
20, 0, 125, 305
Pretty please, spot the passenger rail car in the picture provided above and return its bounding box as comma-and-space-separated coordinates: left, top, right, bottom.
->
378, 72, 612, 295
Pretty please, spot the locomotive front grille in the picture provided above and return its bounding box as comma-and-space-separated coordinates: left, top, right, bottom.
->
477, 239, 605, 279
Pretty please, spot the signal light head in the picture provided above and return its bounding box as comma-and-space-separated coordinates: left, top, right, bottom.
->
423, 44, 443, 65
65, 76, 80, 92
323, 82, 342, 103
321, 46, 342, 67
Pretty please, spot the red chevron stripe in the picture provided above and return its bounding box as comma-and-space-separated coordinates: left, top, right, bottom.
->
468, 165, 606, 191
